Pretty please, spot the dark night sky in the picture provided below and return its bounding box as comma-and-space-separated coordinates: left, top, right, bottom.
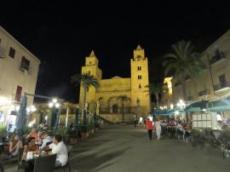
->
0, 1, 230, 102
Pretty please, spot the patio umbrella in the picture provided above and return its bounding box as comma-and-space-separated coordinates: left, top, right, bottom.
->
208, 99, 230, 112
16, 95, 27, 135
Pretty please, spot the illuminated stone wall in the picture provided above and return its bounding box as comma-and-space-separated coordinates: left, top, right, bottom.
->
0, 26, 40, 124
79, 46, 150, 117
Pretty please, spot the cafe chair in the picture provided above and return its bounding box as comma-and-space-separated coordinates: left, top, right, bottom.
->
33, 154, 56, 172
55, 152, 71, 172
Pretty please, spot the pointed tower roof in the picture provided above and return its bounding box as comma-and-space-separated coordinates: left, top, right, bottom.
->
90, 50, 95, 57
136, 45, 142, 50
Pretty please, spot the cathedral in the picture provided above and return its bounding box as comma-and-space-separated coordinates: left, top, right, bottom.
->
79, 45, 150, 117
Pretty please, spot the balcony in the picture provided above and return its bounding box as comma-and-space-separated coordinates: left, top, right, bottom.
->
198, 89, 208, 97
214, 82, 230, 93
210, 49, 225, 65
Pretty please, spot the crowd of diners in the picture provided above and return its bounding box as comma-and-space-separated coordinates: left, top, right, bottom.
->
138, 117, 193, 142
2, 128, 68, 172
161, 119, 193, 142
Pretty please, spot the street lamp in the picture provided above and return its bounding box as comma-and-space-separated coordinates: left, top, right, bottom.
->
26, 105, 37, 114
48, 98, 60, 108
26, 105, 37, 128
48, 98, 61, 129
176, 99, 186, 120
177, 99, 185, 109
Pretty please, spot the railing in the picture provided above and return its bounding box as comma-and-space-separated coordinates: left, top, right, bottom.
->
99, 106, 141, 114
198, 89, 208, 96
214, 82, 230, 91
99, 107, 131, 114
210, 49, 225, 64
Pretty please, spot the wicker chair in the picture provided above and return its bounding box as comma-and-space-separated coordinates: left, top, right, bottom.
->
55, 152, 71, 172
33, 154, 56, 172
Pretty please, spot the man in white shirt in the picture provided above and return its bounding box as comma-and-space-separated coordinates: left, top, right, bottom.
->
49, 135, 68, 167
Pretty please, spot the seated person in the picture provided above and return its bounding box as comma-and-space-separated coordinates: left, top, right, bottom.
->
8, 135, 23, 158
49, 135, 68, 167
26, 128, 38, 140
184, 125, 192, 143
21, 138, 39, 172
40, 131, 52, 150
22, 138, 38, 160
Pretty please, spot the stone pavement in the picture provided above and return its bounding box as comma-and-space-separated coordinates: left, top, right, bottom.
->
5, 125, 230, 172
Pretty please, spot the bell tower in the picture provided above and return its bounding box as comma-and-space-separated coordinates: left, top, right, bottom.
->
79, 50, 102, 108
130, 45, 150, 115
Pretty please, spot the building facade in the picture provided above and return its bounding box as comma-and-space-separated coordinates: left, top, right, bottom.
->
0, 26, 40, 126
79, 45, 150, 117
172, 30, 230, 104
170, 30, 230, 127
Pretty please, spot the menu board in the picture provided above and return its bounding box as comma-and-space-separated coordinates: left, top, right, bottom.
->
192, 113, 212, 129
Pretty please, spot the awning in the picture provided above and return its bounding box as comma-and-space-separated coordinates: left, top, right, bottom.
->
186, 107, 202, 112
185, 100, 208, 112
153, 108, 181, 116
208, 99, 230, 112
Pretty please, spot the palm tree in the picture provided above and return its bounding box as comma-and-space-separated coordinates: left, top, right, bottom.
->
117, 96, 130, 122
146, 83, 162, 108
163, 40, 204, 100
71, 73, 99, 124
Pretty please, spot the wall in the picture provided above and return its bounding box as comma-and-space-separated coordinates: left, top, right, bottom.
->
172, 30, 230, 104
0, 26, 40, 125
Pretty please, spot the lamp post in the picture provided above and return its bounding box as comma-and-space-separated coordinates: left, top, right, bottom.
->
176, 99, 186, 120
48, 98, 61, 130
26, 105, 37, 128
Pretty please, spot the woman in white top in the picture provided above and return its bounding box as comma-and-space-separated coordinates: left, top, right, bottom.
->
155, 119, 162, 140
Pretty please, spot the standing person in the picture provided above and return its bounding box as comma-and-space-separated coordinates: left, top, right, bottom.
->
146, 118, 154, 141
155, 119, 162, 140
134, 117, 138, 128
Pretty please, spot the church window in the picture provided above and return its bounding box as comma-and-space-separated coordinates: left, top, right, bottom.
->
136, 55, 142, 60
87, 71, 91, 75
139, 84, 141, 89
138, 75, 142, 80
138, 66, 142, 71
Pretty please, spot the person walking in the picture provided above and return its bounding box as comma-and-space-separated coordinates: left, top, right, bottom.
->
155, 119, 162, 140
146, 118, 154, 141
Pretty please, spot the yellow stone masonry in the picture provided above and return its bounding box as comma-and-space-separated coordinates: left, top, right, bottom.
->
79, 45, 150, 116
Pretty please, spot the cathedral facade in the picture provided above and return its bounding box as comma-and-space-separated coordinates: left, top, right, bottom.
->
79, 45, 150, 116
